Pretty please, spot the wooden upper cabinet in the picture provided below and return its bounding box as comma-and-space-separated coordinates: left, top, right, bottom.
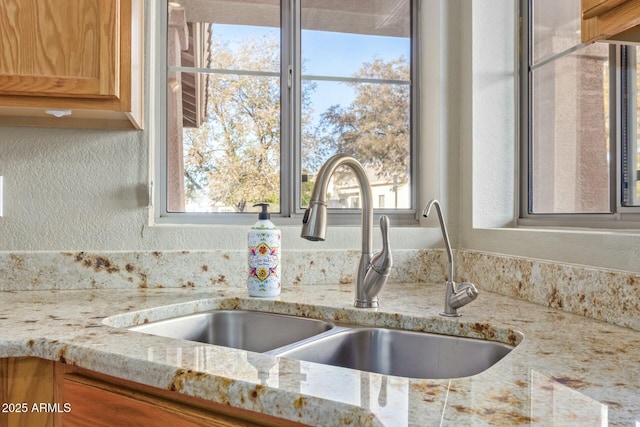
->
0, 0, 119, 98
0, 0, 143, 130
581, 0, 640, 43
582, 0, 629, 19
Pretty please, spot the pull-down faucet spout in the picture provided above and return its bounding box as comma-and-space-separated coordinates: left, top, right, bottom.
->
301, 154, 392, 308
423, 199, 478, 317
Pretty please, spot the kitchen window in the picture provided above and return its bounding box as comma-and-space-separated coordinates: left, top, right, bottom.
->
520, 0, 640, 227
155, 0, 418, 225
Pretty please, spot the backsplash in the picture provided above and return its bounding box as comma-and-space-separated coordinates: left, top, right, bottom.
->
2, 249, 639, 332
457, 249, 640, 332
0, 250, 447, 291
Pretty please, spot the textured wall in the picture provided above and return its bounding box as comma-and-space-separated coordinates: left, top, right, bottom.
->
0, 127, 149, 250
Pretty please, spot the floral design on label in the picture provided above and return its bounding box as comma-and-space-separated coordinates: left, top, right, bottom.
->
249, 243, 279, 282
248, 231, 281, 295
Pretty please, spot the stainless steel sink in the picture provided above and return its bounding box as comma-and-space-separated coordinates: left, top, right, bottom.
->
273, 326, 514, 379
129, 310, 334, 353
128, 310, 516, 379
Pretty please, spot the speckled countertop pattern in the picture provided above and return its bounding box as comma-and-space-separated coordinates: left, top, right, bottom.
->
1, 282, 639, 426
3, 249, 639, 334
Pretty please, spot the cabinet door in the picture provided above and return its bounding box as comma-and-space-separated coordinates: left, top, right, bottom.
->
0, 358, 56, 427
0, 0, 119, 99
61, 374, 258, 427
1, 359, 305, 427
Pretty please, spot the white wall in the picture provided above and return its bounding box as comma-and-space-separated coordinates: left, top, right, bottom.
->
419, 0, 463, 242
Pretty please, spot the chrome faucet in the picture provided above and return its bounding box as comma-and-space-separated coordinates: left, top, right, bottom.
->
422, 199, 478, 317
301, 154, 392, 308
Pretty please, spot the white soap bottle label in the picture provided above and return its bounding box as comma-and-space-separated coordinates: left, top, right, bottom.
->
247, 203, 281, 297
248, 229, 281, 296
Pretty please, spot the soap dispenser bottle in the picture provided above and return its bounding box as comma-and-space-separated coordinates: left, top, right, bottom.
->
248, 203, 281, 297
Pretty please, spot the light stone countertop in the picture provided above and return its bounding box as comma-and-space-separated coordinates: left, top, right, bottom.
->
1, 282, 639, 426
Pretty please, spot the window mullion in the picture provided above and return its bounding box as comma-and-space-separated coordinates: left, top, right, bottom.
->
616, 45, 627, 211
620, 45, 640, 210
607, 44, 618, 214
280, 0, 295, 217
630, 48, 639, 207
290, 0, 303, 215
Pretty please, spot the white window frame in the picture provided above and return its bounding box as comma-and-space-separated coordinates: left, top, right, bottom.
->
150, 0, 421, 226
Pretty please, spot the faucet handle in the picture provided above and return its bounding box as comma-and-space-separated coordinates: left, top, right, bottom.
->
380, 214, 390, 246
370, 215, 392, 275
360, 216, 393, 307
449, 282, 478, 310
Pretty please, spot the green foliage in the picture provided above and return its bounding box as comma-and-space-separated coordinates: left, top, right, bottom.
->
316, 57, 410, 186
183, 33, 281, 212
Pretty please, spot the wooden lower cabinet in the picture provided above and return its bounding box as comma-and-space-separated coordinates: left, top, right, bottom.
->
61, 374, 257, 427
0, 358, 60, 427
1, 358, 305, 427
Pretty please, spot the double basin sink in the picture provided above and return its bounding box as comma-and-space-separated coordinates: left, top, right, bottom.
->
129, 310, 516, 380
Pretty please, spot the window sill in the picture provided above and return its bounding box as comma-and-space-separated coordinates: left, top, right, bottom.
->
463, 223, 640, 274
516, 214, 640, 232
153, 210, 420, 227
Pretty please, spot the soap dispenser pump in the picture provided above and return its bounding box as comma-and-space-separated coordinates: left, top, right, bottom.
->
247, 203, 281, 297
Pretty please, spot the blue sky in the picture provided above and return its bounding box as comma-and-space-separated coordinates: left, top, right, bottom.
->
211, 24, 409, 76
211, 24, 410, 118
302, 29, 410, 77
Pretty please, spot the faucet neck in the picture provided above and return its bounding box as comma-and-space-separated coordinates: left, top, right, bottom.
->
310, 154, 373, 257
423, 200, 454, 282
304, 154, 392, 309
